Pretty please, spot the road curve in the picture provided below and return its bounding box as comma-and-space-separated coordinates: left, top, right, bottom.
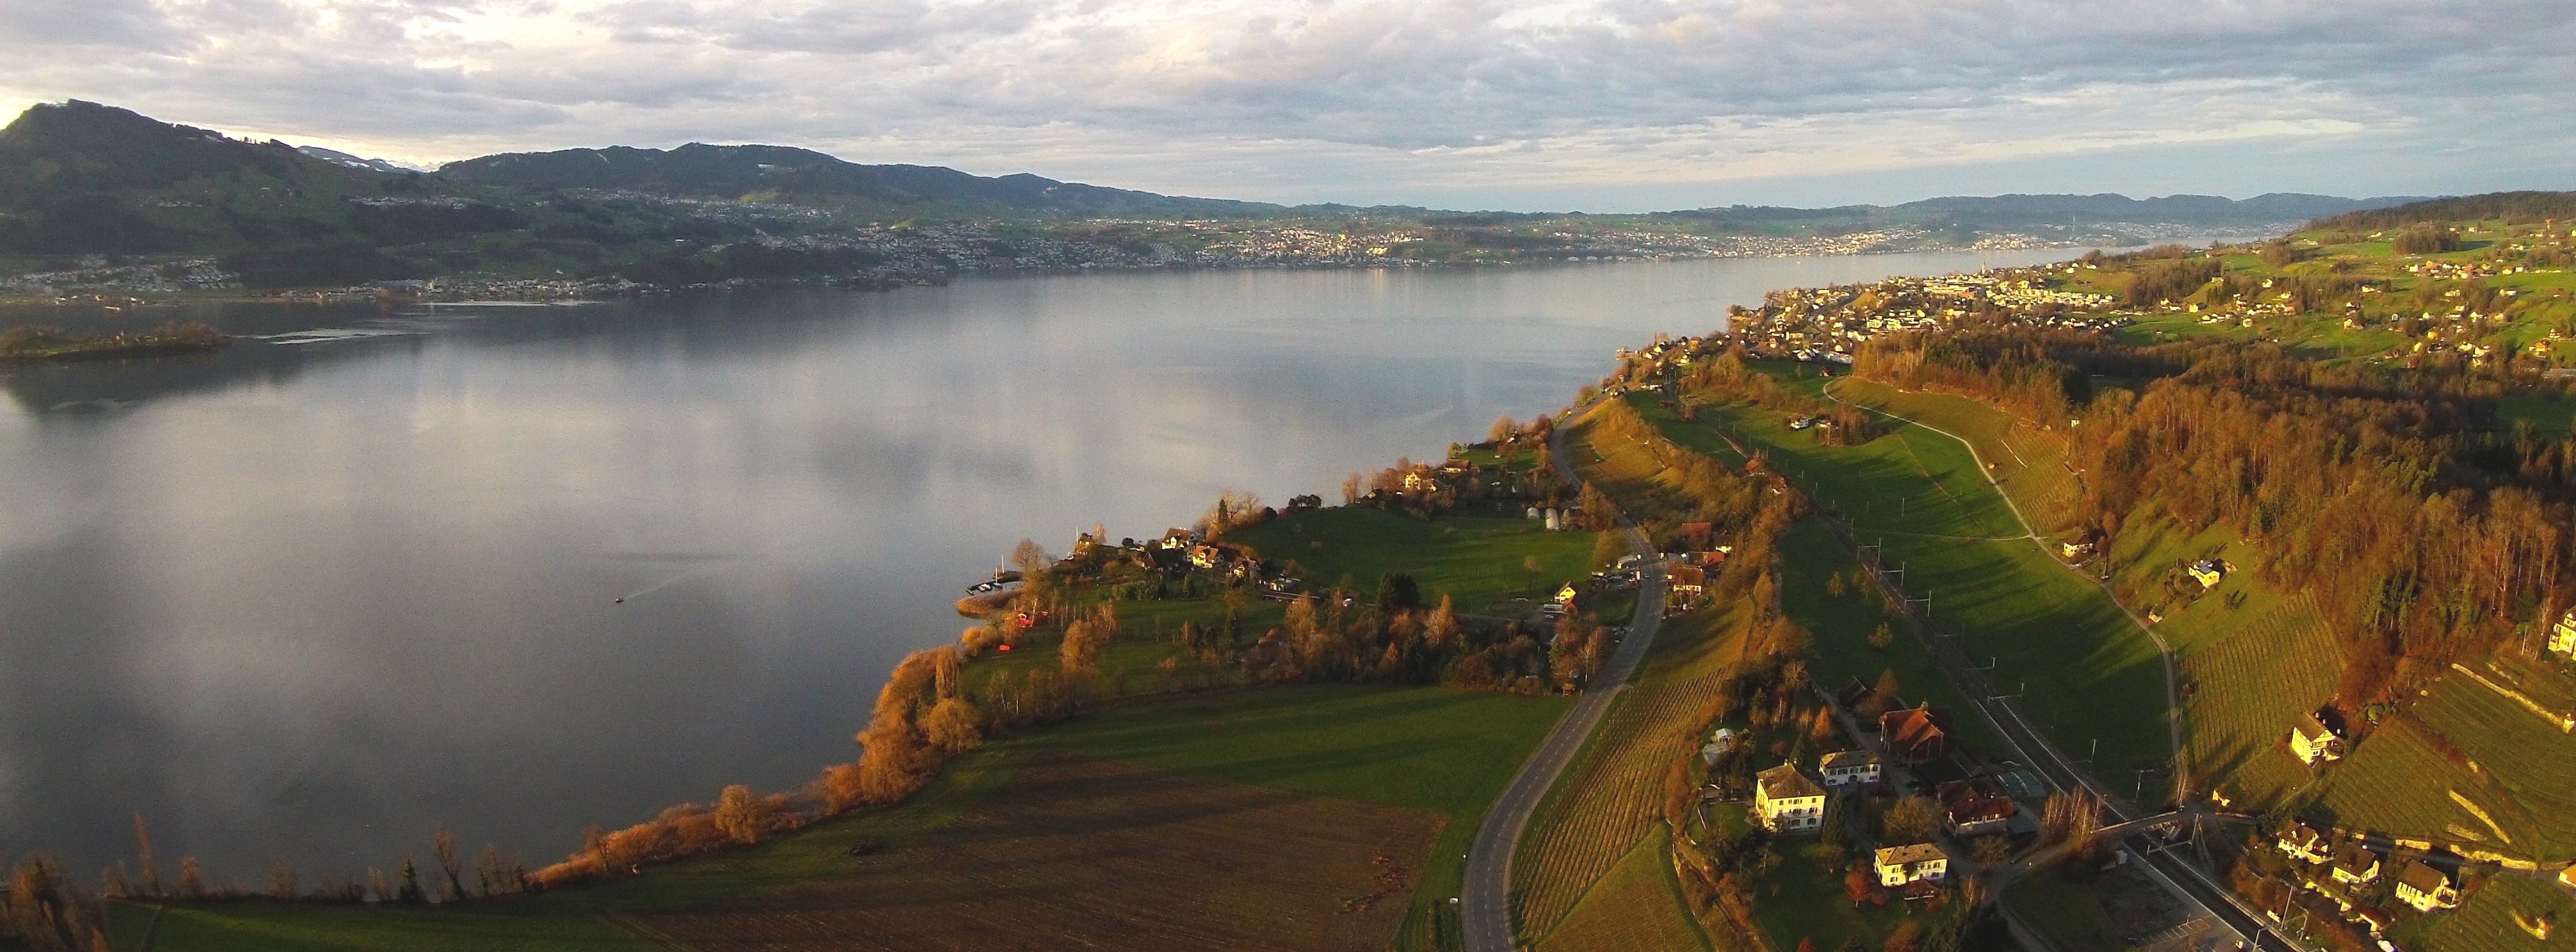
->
1460, 406, 1671, 952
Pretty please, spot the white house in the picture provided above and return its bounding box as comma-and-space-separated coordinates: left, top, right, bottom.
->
2395, 862, 2460, 912
1874, 843, 1948, 887
1754, 764, 1827, 833
1819, 749, 1882, 788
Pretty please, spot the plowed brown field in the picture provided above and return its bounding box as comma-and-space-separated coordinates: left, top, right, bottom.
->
644, 749, 1443, 951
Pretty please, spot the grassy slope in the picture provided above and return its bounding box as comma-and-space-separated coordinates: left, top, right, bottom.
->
1828, 378, 2079, 530
1671, 386, 2174, 802
1775, 519, 2011, 755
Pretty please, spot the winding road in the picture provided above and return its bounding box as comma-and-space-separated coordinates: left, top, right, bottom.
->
1460, 407, 1671, 952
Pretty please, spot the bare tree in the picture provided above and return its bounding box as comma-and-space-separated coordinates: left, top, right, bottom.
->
133, 813, 161, 898
269, 857, 298, 899
432, 827, 464, 902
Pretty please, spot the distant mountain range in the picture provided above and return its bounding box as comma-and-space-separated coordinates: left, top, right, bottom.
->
0, 99, 2433, 289
437, 143, 1283, 218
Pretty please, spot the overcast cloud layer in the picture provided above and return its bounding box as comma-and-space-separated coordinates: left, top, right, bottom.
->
4, 0, 2570, 210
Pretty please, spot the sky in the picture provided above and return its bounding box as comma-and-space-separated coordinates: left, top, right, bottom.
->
3, 0, 2571, 211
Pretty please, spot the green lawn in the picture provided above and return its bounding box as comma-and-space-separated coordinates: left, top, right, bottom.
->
1749, 836, 1924, 952
1227, 507, 1604, 613
2003, 870, 2129, 952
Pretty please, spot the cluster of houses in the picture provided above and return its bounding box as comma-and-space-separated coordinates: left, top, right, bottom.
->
1728, 683, 2047, 899
1724, 270, 2135, 364
2273, 822, 2464, 931
1075, 528, 1306, 598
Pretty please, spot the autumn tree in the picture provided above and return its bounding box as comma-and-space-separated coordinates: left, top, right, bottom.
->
1881, 796, 1940, 843
715, 785, 767, 845
1059, 620, 1110, 675
923, 697, 984, 753
2, 857, 111, 952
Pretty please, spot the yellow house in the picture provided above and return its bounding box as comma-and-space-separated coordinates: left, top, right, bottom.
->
2291, 711, 2345, 765
2551, 611, 2576, 657
1874, 843, 1948, 887
1754, 764, 1826, 833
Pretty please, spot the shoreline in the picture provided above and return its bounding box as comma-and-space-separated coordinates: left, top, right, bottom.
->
0, 238, 2272, 312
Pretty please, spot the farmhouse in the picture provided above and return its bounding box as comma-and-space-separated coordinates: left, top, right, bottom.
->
1936, 778, 2019, 837
2188, 559, 2226, 588
2553, 610, 2576, 657
2395, 861, 2461, 912
1753, 763, 1827, 833
1880, 706, 1953, 763
1819, 749, 1882, 788
2330, 845, 2382, 886
1874, 843, 1948, 887
2291, 709, 2346, 765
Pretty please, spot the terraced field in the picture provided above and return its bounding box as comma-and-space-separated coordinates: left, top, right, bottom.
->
2413, 673, 2576, 862
2179, 596, 2340, 808
1511, 608, 1745, 939
2315, 713, 2528, 850
2417, 873, 2576, 952
1533, 827, 1710, 952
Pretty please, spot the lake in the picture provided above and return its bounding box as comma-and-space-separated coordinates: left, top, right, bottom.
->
0, 249, 2105, 881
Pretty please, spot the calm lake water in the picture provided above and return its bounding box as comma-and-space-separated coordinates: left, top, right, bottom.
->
2, 250, 2104, 881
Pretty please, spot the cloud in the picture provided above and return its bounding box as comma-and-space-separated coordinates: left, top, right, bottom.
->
2, 0, 2570, 208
